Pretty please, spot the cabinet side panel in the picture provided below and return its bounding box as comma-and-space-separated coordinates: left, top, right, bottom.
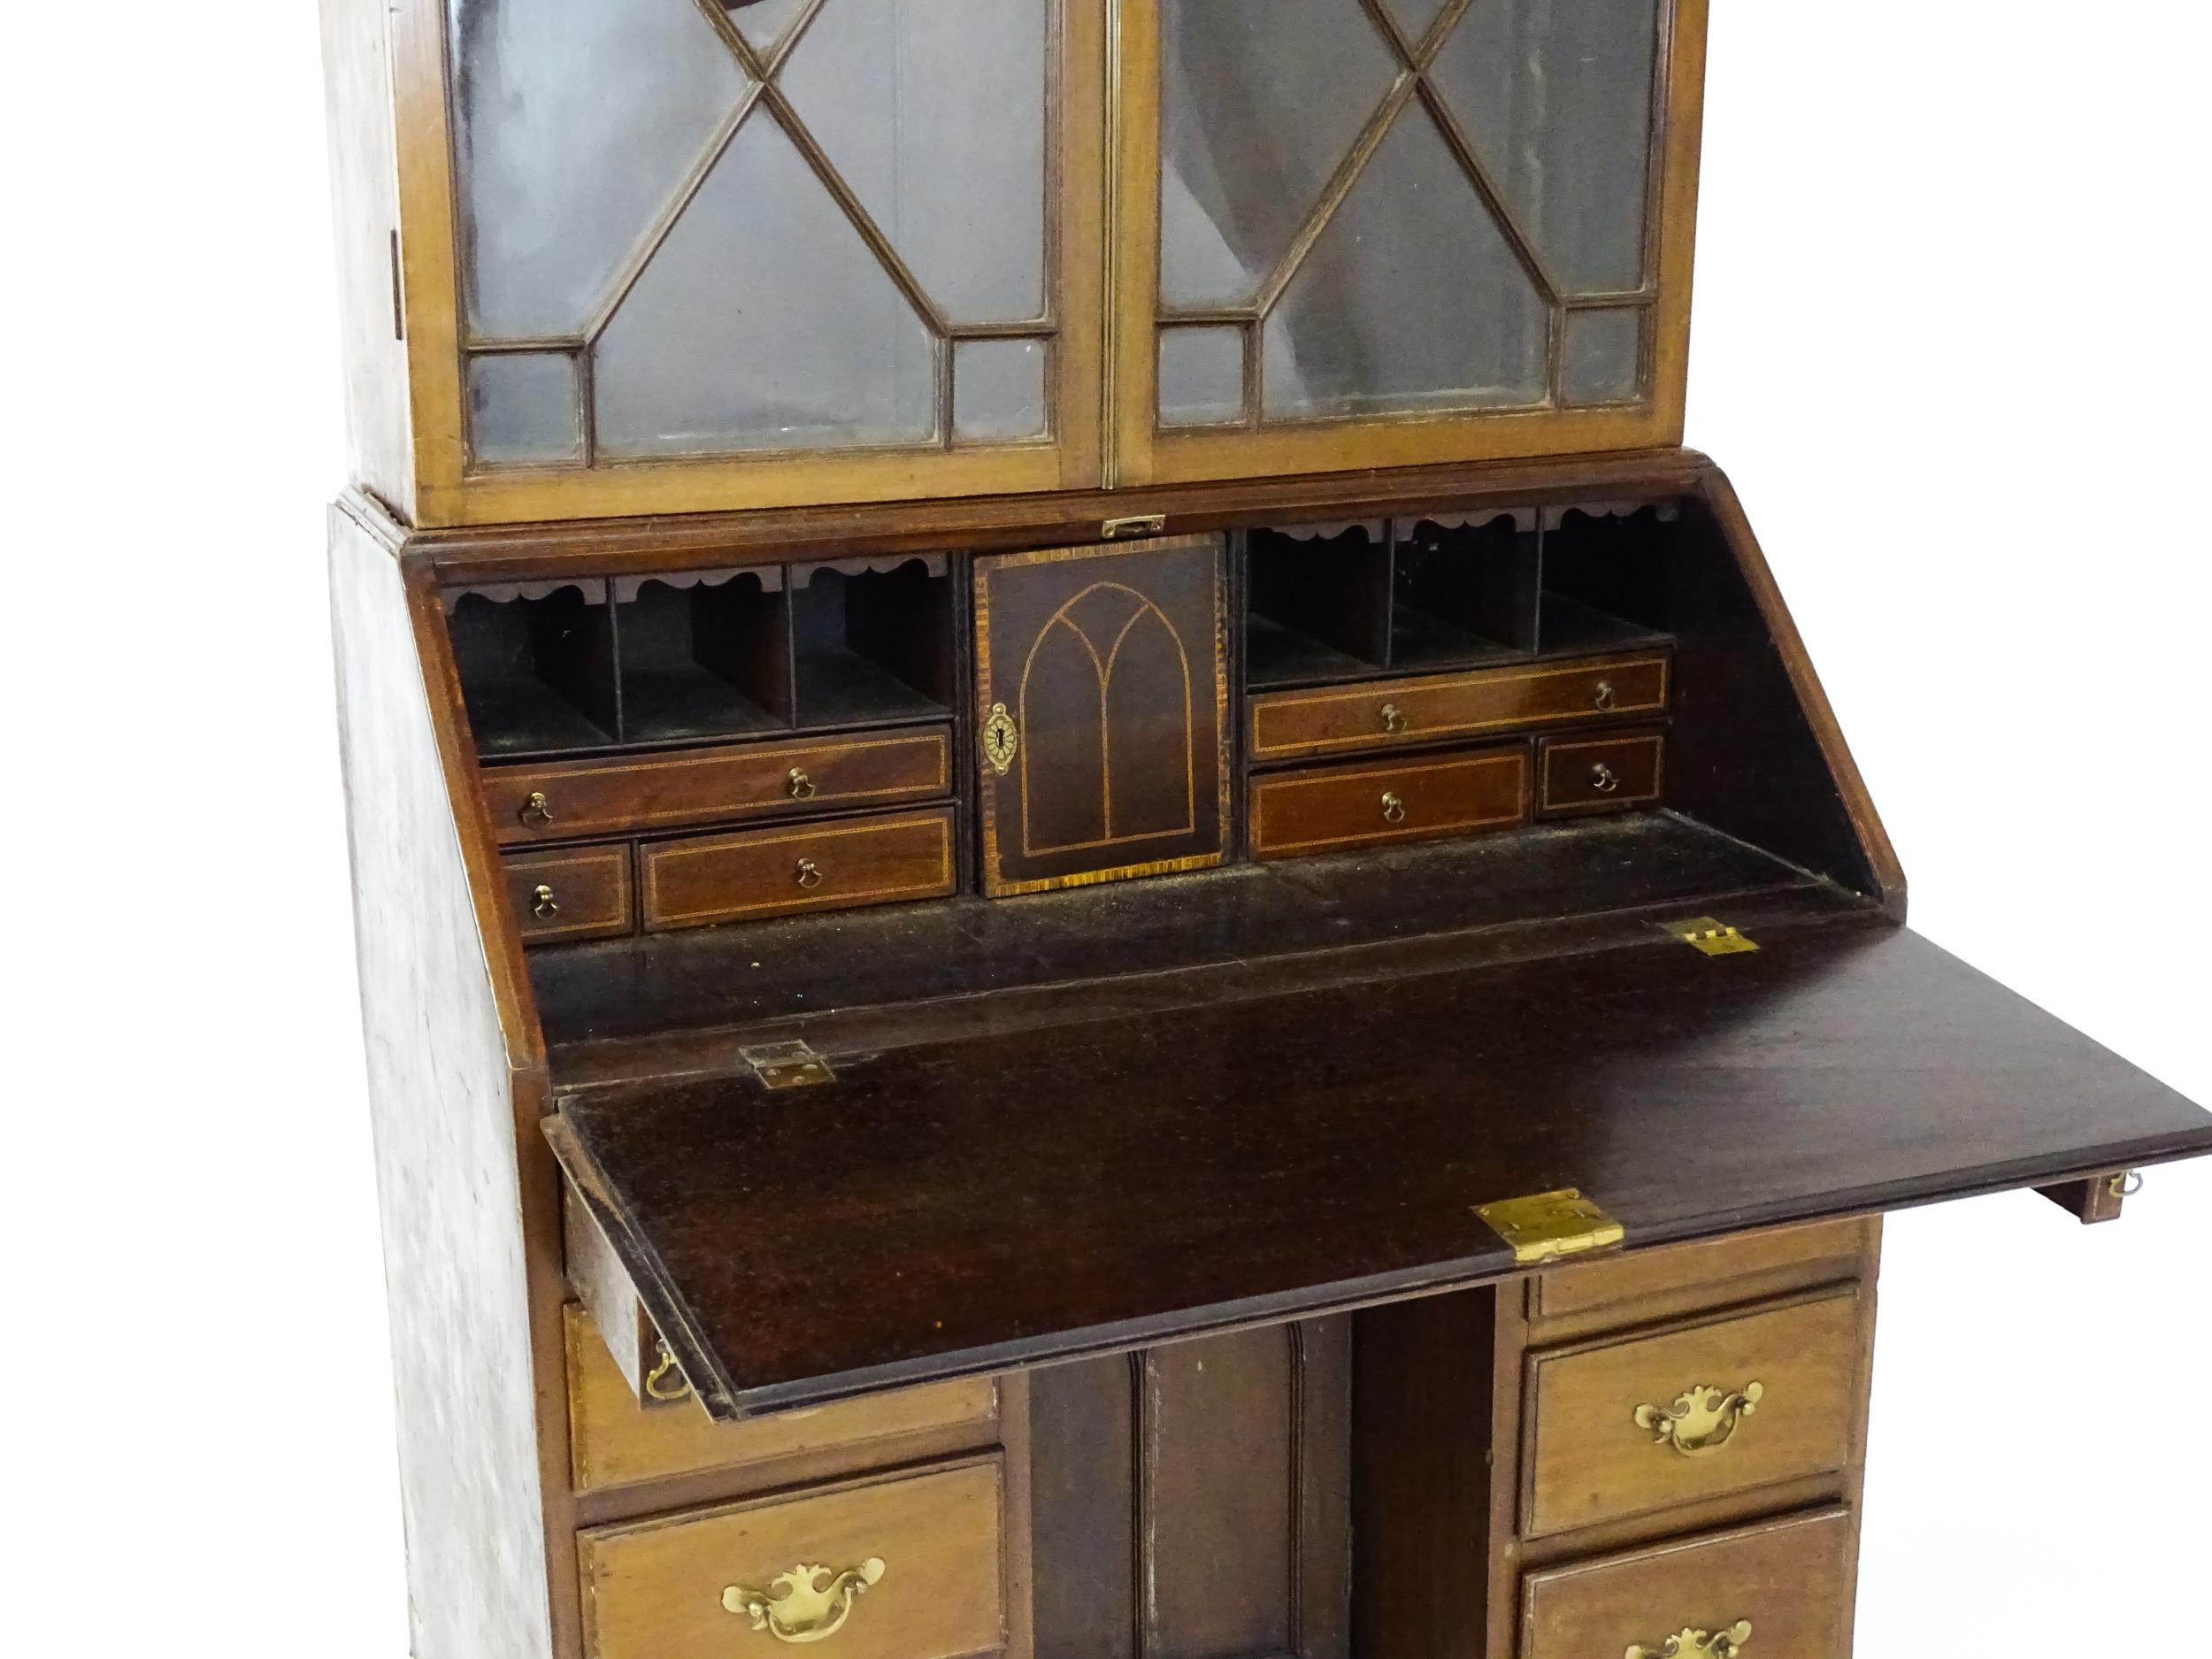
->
319, 0, 417, 517
331, 509, 550, 1659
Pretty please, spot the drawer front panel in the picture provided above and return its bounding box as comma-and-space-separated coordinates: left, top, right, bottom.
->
1522, 1507, 1855, 1659
485, 727, 953, 847
505, 845, 634, 943
1537, 729, 1665, 817
580, 1457, 1005, 1659
1534, 1219, 1873, 1329
1249, 747, 1528, 859
1248, 652, 1669, 762
641, 806, 957, 931
565, 1306, 997, 1494
1524, 1289, 1863, 1539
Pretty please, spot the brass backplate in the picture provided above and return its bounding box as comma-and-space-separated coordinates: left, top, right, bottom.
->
1478, 1188, 1627, 1265
741, 1040, 835, 1090
1663, 916, 1760, 956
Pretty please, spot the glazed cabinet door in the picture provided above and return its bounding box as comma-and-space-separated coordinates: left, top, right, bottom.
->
397, 0, 1103, 524
973, 535, 1229, 894
1110, 0, 1707, 485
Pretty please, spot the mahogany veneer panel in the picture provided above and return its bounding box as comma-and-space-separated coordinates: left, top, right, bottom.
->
547, 906, 2212, 1418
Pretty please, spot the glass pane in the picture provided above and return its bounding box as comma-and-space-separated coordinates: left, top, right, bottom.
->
1262, 104, 1547, 419
780, 0, 1048, 326
1562, 308, 1643, 404
1158, 0, 1399, 311
449, 0, 746, 338
1429, 0, 1661, 296
466, 352, 582, 464
1381, 0, 1454, 50
953, 338, 1048, 442
1158, 326, 1245, 427
726, 0, 815, 57
593, 116, 938, 457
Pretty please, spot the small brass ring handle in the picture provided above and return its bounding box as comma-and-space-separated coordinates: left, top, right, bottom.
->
1594, 680, 1618, 712
530, 884, 559, 920
723, 1559, 887, 1645
1380, 791, 1408, 824
1633, 1381, 1763, 1457
1592, 762, 1621, 794
795, 857, 824, 890
1379, 702, 1406, 734
643, 1340, 692, 1404
518, 790, 554, 827
787, 767, 817, 801
1626, 1619, 1752, 1659
2109, 1170, 2145, 1199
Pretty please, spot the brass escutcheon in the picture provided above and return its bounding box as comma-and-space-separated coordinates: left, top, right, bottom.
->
1592, 762, 1621, 794
795, 857, 824, 890
519, 790, 554, 826
530, 884, 558, 919
723, 1560, 887, 1645
787, 766, 817, 800
1594, 679, 1618, 711
1634, 1381, 1764, 1456
1379, 702, 1406, 733
1380, 790, 1408, 824
1626, 1619, 1752, 1659
983, 703, 1018, 776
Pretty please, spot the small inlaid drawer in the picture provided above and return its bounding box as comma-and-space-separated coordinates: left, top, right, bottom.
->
1249, 746, 1527, 860
1248, 651, 1670, 762
504, 844, 634, 944
641, 805, 957, 931
483, 726, 952, 847
1537, 729, 1664, 817
565, 1305, 998, 1496
579, 1456, 1006, 1659
1522, 1288, 1863, 1539
1522, 1507, 1855, 1659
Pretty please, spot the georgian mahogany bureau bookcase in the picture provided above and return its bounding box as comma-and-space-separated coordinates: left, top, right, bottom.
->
319, 4, 2210, 1659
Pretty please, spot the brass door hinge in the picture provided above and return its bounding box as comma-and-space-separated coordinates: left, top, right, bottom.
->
1663, 916, 1758, 956
1478, 1188, 1626, 1265
740, 1040, 834, 1090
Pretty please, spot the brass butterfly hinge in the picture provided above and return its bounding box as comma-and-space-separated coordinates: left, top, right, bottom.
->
740, 1040, 834, 1090
1663, 916, 1759, 956
1478, 1188, 1626, 1265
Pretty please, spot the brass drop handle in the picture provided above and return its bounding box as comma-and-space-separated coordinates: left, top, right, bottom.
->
1626, 1619, 1752, 1659
1633, 1381, 1763, 1457
643, 1339, 692, 1404
787, 766, 817, 800
723, 1560, 887, 1645
1592, 762, 1621, 794
1379, 702, 1406, 734
795, 857, 824, 890
1380, 791, 1408, 824
530, 884, 559, 919
1593, 680, 1618, 712
519, 790, 554, 826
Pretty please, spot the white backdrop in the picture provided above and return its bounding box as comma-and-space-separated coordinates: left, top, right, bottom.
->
4, 3, 2203, 1655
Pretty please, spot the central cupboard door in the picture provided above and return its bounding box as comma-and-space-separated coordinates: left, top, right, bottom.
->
1110, 0, 1707, 485
425, 0, 1103, 523
974, 536, 1229, 894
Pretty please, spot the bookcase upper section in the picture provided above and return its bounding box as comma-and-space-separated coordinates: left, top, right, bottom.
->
323, 0, 1707, 527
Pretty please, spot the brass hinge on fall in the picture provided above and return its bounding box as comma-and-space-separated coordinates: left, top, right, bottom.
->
1664, 916, 1759, 956
740, 1040, 834, 1090
1478, 1188, 1626, 1266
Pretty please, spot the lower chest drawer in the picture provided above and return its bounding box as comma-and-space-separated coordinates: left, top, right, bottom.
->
1249, 745, 1527, 859
504, 845, 635, 944
1523, 1287, 1865, 1538
1522, 1507, 1855, 1659
565, 1306, 998, 1495
579, 1457, 1007, 1659
640, 805, 957, 931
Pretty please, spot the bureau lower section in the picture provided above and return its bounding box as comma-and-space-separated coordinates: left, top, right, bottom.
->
557, 1217, 1878, 1659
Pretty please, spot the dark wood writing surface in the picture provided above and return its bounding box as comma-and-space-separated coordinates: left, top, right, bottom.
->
974, 534, 1229, 894
547, 907, 2212, 1420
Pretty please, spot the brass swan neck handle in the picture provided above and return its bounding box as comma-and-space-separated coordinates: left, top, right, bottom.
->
722, 1559, 886, 1645
1627, 1618, 1752, 1659
1632, 1381, 1763, 1457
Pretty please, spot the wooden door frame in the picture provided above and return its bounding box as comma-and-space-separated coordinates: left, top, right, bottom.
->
387, 0, 1108, 528
1108, 0, 1709, 488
